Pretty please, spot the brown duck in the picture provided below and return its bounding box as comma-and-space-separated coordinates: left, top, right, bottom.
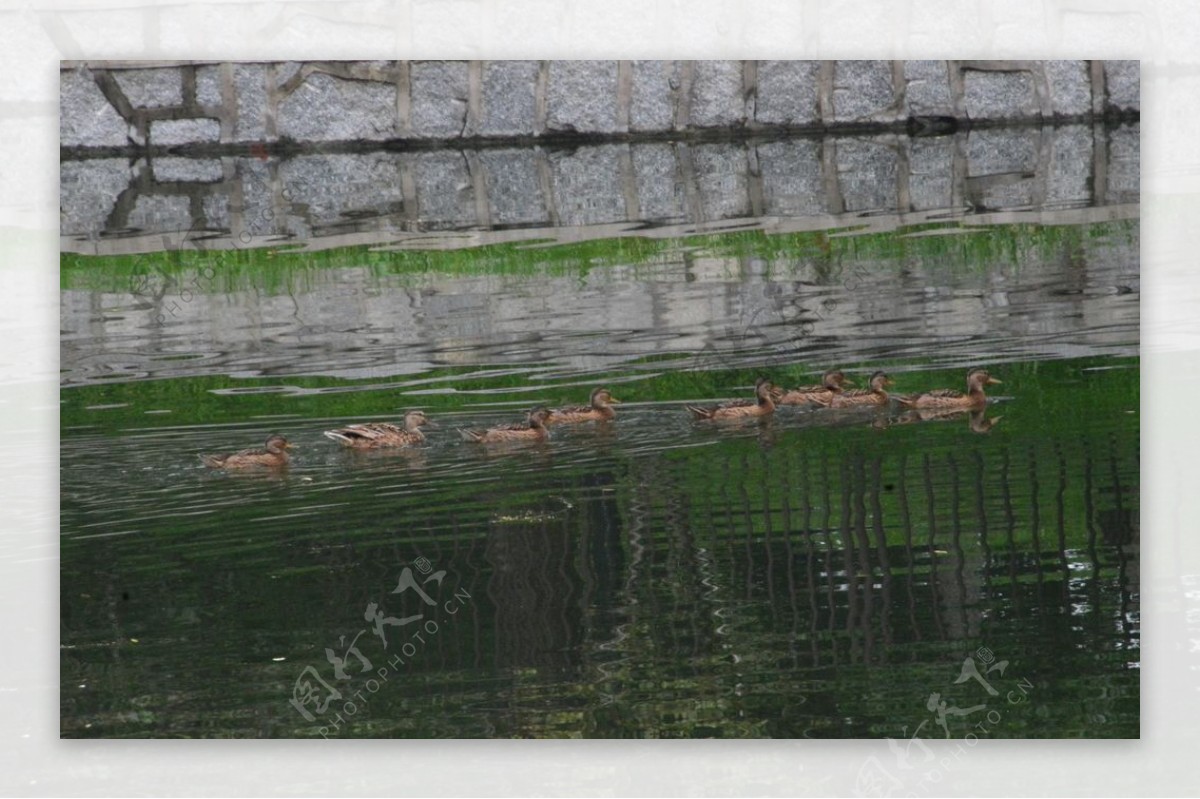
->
896, 368, 1001, 411
459, 407, 552, 443
687, 377, 781, 420
200, 434, 295, 470
323, 410, 436, 449
779, 370, 853, 406
546, 387, 621, 425
828, 371, 893, 408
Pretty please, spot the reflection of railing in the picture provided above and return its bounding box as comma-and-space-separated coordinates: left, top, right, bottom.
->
408, 432, 1136, 714
61, 124, 1139, 256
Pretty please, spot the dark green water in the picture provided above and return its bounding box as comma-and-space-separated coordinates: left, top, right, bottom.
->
60, 210, 1139, 738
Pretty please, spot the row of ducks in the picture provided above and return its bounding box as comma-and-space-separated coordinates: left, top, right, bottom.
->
199, 368, 1001, 470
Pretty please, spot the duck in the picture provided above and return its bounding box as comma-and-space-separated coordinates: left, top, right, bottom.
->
896, 368, 1001, 411
459, 407, 552, 443
546, 387, 621, 425
687, 377, 781, 420
323, 410, 436, 449
828, 371, 893, 408
199, 434, 295, 469
778, 370, 854, 406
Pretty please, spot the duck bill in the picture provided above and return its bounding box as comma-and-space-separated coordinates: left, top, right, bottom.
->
285, 443, 298, 449
608, 397, 622, 404
986, 377, 1002, 385
423, 420, 440, 428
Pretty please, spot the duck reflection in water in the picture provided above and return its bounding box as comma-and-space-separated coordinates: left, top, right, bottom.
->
892, 407, 1003, 433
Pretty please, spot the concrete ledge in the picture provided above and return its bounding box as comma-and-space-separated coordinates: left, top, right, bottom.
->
60, 60, 1139, 155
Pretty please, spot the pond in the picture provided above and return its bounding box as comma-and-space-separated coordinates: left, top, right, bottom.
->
60, 124, 1139, 739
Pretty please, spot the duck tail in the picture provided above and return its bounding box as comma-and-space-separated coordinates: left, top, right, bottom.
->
198, 454, 224, 469
686, 405, 713, 420
323, 430, 353, 446
894, 394, 919, 407
458, 428, 484, 442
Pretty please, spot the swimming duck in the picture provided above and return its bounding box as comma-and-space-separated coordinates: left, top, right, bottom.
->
546, 387, 621, 425
323, 410, 435, 449
896, 368, 1001, 411
459, 407, 552, 443
778, 370, 854, 406
828, 371, 893, 408
687, 377, 781, 420
199, 434, 295, 469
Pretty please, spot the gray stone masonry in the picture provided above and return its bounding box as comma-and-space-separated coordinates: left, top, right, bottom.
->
61, 123, 1137, 252
60, 60, 1138, 153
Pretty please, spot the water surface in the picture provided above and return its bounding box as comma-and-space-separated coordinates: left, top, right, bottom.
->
60, 127, 1139, 739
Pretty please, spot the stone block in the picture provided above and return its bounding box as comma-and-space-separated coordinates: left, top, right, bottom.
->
59, 158, 133, 236
479, 149, 547, 225
836, 137, 898, 212
1045, 60, 1091, 117
691, 143, 750, 220
757, 138, 824, 216
755, 61, 820, 126
151, 118, 221, 146
1045, 124, 1091, 204
632, 143, 685, 222
128, 194, 192, 232
411, 151, 477, 228
545, 61, 621, 133
479, 61, 538, 136
235, 158, 276, 236
202, 193, 230, 231
411, 60, 469, 138
833, 60, 896, 122
963, 69, 1038, 119
152, 157, 223, 183
195, 65, 222, 107
548, 145, 627, 227
1105, 123, 1139, 204
904, 60, 953, 117
907, 137, 954, 211
234, 63, 268, 141
1104, 60, 1139, 112
965, 129, 1037, 176
113, 67, 183, 108
689, 61, 746, 128
61, 68, 132, 148
630, 61, 678, 132
277, 72, 398, 142
277, 153, 404, 229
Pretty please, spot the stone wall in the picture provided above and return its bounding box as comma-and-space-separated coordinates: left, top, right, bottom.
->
60, 60, 1139, 153
61, 123, 1140, 255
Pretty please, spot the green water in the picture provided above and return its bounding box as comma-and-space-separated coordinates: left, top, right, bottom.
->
60, 219, 1139, 739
